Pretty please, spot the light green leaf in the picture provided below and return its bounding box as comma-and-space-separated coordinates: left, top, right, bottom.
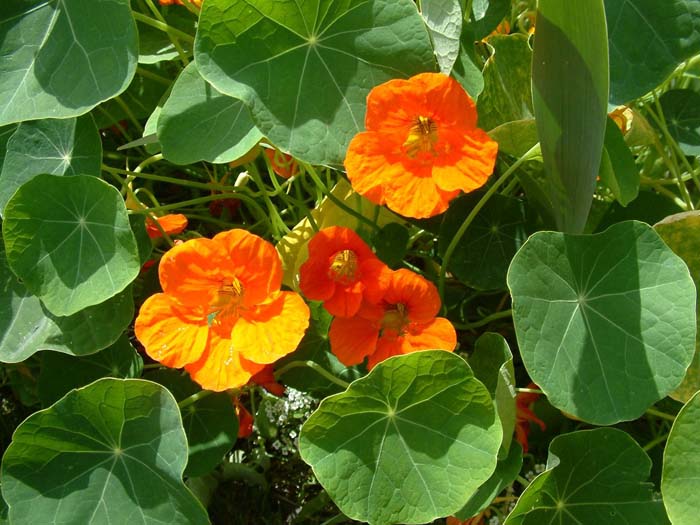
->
599, 117, 640, 206
606, 0, 700, 104
658, 89, 700, 157
195, 0, 436, 165
147, 369, 238, 478
158, 62, 263, 165
450, 37, 484, 99
532, 1, 609, 232
0, 125, 18, 167
655, 211, 700, 402
477, 34, 534, 131
662, 390, 700, 524
440, 192, 528, 290
299, 350, 502, 525
37, 334, 143, 406
2, 174, 140, 317
505, 428, 669, 524
488, 119, 539, 158
1, 378, 209, 524
421, 0, 462, 74
0, 115, 102, 216
469, 333, 516, 454
507, 221, 696, 424
0, 0, 138, 125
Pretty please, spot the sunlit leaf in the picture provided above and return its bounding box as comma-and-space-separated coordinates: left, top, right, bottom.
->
1, 378, 209, 524
532, 0, 609, 232
195, 0, 435, 165
299, 351, 502, 525
0, 0, 138, 125
505, 428, 669, 524
421, 0, 462, 74
606, 0, 700, 104
2, 174, 140, 317
662, 390, 700, 524
508, 221, 696, 424
0, 115, 102, 216
158, 62, 263, 165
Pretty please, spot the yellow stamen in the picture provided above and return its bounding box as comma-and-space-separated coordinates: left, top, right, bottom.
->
328, 250, 359, 285
403, 115, 438, 157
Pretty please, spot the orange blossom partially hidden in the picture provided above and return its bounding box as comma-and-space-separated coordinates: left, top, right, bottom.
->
145, 213, 188, 239
344, 72, 498, 219
515, 382, 546, 453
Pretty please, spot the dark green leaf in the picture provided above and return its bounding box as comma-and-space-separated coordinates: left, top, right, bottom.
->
505, 428, 669, 524
450, 36, 485, 99
195, 0, 436, 165
658, 88, 700, 156
462, 0, 510, 42
606, 0, 700, 104
0, 115, 102, 215
129, 214, 154, 266
1, 378, 209, 524
599, 117, 640, 206
0, 0, 138, 125
299, 351, 501, 525
532, 1, 609, 232
158, 62, 262, 165
3, 174, 140, 316
372, 223, 410, 268
508, 221, 696, 424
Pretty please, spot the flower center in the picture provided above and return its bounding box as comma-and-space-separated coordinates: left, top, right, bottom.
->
403, 115, 438, 158
209, 277, 245, 325
381, 303, 409, 338
328, 249, 359, 285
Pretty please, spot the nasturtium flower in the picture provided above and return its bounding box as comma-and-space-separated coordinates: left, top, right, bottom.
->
135, 229, 310, 391
345, 72, 498, 219
515, 383, 546, 453
145, 213, 188, 239
264, 148, 300, 179
299, 226, 390, 317
328, 268, 456, 369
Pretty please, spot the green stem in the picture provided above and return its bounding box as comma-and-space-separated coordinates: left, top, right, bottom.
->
131, 12, 195, 44
452, 309, 512, 330
140, 0, 190, 64
645, 407, 677, 422
438, 143, 539, 302
248, 165, 290, 238
516, 475, 531, 487
643, 433, 670, 452
178, 389, 214, 409
103, 164, 233, 192
274, 361, 350, 390
135, 66, 173, 86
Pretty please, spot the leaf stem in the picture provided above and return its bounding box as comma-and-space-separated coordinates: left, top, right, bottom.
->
274, 360, 350, 390
131, 11, 195, 44
452, 309, 513, 330
643, 432, 669, 452
178, 389, 214, 409
645, 407, 676, 422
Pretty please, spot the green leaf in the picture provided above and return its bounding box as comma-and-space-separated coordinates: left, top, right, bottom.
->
421, 0, 462, 74
505, 428, 669, 524
477, 34, 534, 131
662, 390, 700, 524
37, 334, 143, 406
440, 192, 528, 290
299, 350, 502, 525
158, 62, 263, 165
372, 223, 410, 268
507, 221, 696, 425
0, 115, 102, 216
488, 119, 539, 158
138, 10, 195, 65
450, 36, 485, 100
599, 117, 640, 206
195, 0, 436, 165
532, 1, 609, 232
655, 211, 700, 402
0, 125, 18, 167
2, 174, 140, 317
606, 0, 700, 104
1, 378, 209, 524
0, 0, 138, 125
658, 89, 700, 157
129, 214, 154, 266
146, 369, 238, 478
455, 442, 522, 520
462, 0, 510, 41
469, 333, 516, 454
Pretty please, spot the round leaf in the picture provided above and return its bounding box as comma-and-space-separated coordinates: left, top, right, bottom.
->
2, 174, 140, 316
0, 115, 102, 216
508, 220, 696, 424
195, 0, 436, 165
421, 0, 462, 75
662, 390, 700, 524
147, 369, 238, 478
158, 62, 262, 165
299, 350, 502, 525
0, 0, 138, 125
505, 428, 669, 524
1, 378, 209, 524
658, 89, 700, 157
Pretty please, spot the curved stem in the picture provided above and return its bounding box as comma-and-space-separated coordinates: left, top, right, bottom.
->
452, 309, 512, 330
645, 407, 677, 422
274, 360, 350, 390
178, 389, 214, 410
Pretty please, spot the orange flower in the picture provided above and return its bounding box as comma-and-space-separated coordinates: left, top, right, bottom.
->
249, 365, 285, 397
515, 383, 546, 453
135, 229, 310, 391
299, 226, 390, 317
329, 268, 456, 369
234, 398, 254, 438
344, 72, 498, 219
145, 213, 188, 239
264, 148, 299, 179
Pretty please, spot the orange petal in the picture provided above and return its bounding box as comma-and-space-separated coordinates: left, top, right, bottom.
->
134, 293, 208, 368
432, 128, 498, 193
384, 269, 442, 322
359, 258, 392, 304
299, 252, 336, 301
345, 132, 405, 206
213, 229, 283, 306
404, 317, 457, 352
322, 281, 364, 317
328, 316, 379, 366
185, 329, 265, 392
233, 291, 310, 364
383, 169, 457, 219
367, 336, 403, 369
146, 213, 188, 239
407, 72, 479, 130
